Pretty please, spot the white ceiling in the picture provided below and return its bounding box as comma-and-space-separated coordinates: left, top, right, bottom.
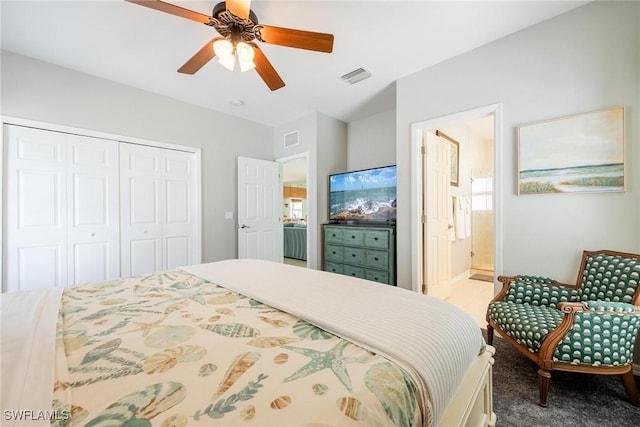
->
1, 1, 588, 127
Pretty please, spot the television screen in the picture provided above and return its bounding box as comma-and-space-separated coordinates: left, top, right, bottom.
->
329, 165, 397, 223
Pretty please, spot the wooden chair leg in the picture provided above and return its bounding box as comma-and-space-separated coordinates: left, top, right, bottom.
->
487, 324, 494, 345
621, 369, 640, 407
537, 369, 551, 407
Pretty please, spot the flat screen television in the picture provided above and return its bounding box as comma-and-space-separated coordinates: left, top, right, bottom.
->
329, 165, 397, 224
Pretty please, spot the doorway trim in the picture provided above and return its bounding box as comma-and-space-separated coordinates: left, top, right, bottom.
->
276, 152, 311, 268
410, 103, 503, 293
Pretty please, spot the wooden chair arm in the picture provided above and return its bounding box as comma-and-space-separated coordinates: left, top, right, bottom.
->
492, 275, 515, 303
537, 302, 588, 369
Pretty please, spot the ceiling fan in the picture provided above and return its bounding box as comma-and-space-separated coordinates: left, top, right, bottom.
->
126, 0, 334, 91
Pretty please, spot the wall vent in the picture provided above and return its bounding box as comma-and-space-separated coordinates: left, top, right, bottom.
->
341, 67, 372, 85
284, 131, 300, 148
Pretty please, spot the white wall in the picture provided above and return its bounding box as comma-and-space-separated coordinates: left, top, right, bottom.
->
347, 109, 396, 170
316, 113, 348, 268
1, 51, 274, 263
396, 2, 640, 288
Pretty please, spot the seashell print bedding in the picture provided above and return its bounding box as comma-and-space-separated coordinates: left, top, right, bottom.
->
51, 269, 422, 426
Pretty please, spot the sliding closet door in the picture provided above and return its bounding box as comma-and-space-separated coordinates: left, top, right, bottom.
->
162, 149, 198, 269
5, 126, 68, 291
120, 144, 163, 276
66, 134, 120, 285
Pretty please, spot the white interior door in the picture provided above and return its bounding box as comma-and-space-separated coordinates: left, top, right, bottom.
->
423, 131, 452, 299
67, 134, 120, 285
5, 125, 68, 291
162, 149, 198, 269
120, 143, 162, 276
237, 156, 282, 261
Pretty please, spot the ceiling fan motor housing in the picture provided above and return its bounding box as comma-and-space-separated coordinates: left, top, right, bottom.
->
211, 1, 260, 42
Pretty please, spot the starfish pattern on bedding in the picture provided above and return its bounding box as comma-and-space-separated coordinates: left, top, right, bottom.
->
281, 340, 371, 391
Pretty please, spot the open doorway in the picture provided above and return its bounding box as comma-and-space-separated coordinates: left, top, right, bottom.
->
410, 104, 503, 298
280, 154, 309, 268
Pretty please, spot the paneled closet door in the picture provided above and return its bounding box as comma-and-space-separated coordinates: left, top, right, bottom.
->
162, 149, 198, 269
66, 134, 120, 285
5, 126, 121, 291
5, 125, 68, 291
120, 144, 163, 277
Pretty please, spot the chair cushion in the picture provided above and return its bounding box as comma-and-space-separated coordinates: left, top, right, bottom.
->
505, 281, 578, 309
488, 301, 563, 353
578, 253, 640, 303
553, 309, 640, 366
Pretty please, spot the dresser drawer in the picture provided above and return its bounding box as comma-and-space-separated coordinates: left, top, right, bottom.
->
326, 245, 344, 262
364, 230, 390, 249
325, 227, 344, 244
343, 247, 366, 266
324, 262, 344, 274
343, 265, 365, 279
343, 228, 365, 246
366, 250, 389, 269
365, 269, 390, 284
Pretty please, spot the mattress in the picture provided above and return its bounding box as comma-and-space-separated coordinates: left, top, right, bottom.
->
1, 259, 484, 426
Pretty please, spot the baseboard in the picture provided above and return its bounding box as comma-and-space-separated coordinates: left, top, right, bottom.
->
452, 270, 471, 283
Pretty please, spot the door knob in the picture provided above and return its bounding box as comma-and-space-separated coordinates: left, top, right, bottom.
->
447, 224, 454, 229
89, 232, 95, 237
239, 224, 251, 229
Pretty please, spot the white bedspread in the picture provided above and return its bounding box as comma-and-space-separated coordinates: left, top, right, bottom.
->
183, 259, 484, 426
1, 288, 63, 427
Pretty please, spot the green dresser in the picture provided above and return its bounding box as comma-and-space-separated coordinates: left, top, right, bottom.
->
323, 224, 396, 285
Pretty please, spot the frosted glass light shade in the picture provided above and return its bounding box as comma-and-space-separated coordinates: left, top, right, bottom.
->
218, 55, 236, 71
236, 42, 256, 72
213, 39, 233, 58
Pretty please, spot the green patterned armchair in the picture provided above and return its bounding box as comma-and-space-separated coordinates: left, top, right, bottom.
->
486, 250, 640, 407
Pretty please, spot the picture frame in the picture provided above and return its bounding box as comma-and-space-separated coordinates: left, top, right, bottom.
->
517, 106, 624, 195
436, 130, 460, 187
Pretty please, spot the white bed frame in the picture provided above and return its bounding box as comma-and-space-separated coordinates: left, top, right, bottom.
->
439, 345, 496, 426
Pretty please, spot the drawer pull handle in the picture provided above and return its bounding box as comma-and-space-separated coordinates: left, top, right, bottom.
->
332, 234, 336, 237
374, 257, 379, 261
332, 251, 336, 254
352, 254, 356, 257
374, 237, 379, 241
374, 277, 379, 281
351, 273, 356, 276
351, 235, 356, 239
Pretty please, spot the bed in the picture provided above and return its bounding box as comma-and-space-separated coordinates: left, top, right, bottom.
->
1, 260, 495, 426
283, 224, 307, 260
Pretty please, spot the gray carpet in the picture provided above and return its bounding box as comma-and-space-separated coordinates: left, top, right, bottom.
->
485, 330, 640, 426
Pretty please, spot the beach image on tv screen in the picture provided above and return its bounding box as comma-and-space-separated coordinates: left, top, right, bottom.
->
330, 166, 397, 222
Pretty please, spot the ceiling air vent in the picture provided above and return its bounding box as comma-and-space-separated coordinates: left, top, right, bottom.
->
284, 131, 300, 148
341, 68, 372, 85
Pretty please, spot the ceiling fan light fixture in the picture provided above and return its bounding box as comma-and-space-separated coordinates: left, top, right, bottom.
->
237, 42, 256, 72
213, 39, 233, 58
218, 54, 236, 71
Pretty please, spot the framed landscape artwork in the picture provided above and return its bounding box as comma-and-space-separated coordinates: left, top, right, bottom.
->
517, 106, 624, 195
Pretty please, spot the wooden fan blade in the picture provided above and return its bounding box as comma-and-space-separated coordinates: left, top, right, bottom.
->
178, 37, 221, 74
226, 0, 251, 20
257, 25, 334, 53
126, 0, 212, 24
250, 43, 285, 91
